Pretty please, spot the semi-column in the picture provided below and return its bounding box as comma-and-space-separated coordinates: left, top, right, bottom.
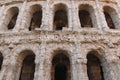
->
71, 0, 81, 31
0, 55, 11, 80
0, 5, 6, 31
34, 43, 45, 80
95, 0, 109, 31
68, 6, 73, 31
1, 55, 21, 80
13, 1, 27, 31
102, 53, 120, 80
92, 4, 102, 29
116, 1, 120, 29
40, 1, 52, 30
76, 58, 88, 80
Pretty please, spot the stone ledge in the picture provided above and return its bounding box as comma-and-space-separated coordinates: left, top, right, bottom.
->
0, 29, 119, 45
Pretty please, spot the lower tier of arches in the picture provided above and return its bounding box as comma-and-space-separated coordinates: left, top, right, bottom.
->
0, 48, 119, 80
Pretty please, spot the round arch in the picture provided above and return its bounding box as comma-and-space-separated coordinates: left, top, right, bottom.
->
86, 50, 105, 80
23, 4, 42, 31
44, 44, 76, 80
11, 44, 40, 80
103, 5, 119, 29
51, 49, 71, 80
18, 50, 35, 80
53, 3, 68, 13
4, 7, 19, 30
28, 4, 42, 31
12, 44, 39, 58
53, 3, 68, 30
78, 4, 95, 28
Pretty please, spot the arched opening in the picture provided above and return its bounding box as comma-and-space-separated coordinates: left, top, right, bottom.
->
104, 12, 115, 29
103, 6, 117, 29
52, 52, 70, 80
55, 63, 67, 80
87, 51, 104, 80
7, 7, 19, 30
79, 4, 94, 28
19, 52, 35, 80
29, 5, 42, 31
53, 4, 68, 30
0, 52, 3, 70
79, 10, 93, 28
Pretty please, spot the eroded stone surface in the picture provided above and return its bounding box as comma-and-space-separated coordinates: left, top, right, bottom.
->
0, 0, 119, 80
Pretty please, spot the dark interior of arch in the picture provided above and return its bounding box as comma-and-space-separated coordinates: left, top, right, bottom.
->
87, 53, 104, 80
54, 10, 68, 30
79, 10, 93, 28
0, 52, 3, 70
52, 53, 70, 80
104, 12, 115, 29
8, 13, 18, 30
29, 11, 42, 31
19, 54, 35, 80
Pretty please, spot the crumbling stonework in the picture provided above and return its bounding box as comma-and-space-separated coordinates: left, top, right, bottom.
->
0, 0, 120, 80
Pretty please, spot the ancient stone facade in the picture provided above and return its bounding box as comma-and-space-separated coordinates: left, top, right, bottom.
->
0, 0, 120, 80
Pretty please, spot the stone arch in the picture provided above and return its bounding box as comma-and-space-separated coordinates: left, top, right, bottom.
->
103, 6, 119, 29
51, 49, 71, 80
4, 7, 19, 30
45, 45, 75, 80
48, 47, 73, 63
78, 4, 95, 28
28, 4, 42, 31
10, 44, 40, 80
17, 50, 35, 61
12, 44, 39, 62
53, 3, 68, 30
86, 50, 104, 80
18, 50, 35, 80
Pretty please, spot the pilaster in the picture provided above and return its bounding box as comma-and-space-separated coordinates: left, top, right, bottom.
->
0, 57, 10, 80
41, 1, 52, 30
0, 5, 6, 31
34, 42, 45, 80
102, 55, 120, 80
95, 0, 109, 31
115, 0, 120, 29
92, 4, 101, 29
1, 56, 21, 80
44, 58, 51, 80
70, 0, 81, 31
73, 58, 88, 80
68, 7, 73, 31
13, 1, 27, 31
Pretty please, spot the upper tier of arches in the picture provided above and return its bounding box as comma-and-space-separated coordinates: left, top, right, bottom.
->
0, 0, 120, 31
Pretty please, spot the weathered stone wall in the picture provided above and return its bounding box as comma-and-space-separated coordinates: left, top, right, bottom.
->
0, 0, 119, 80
